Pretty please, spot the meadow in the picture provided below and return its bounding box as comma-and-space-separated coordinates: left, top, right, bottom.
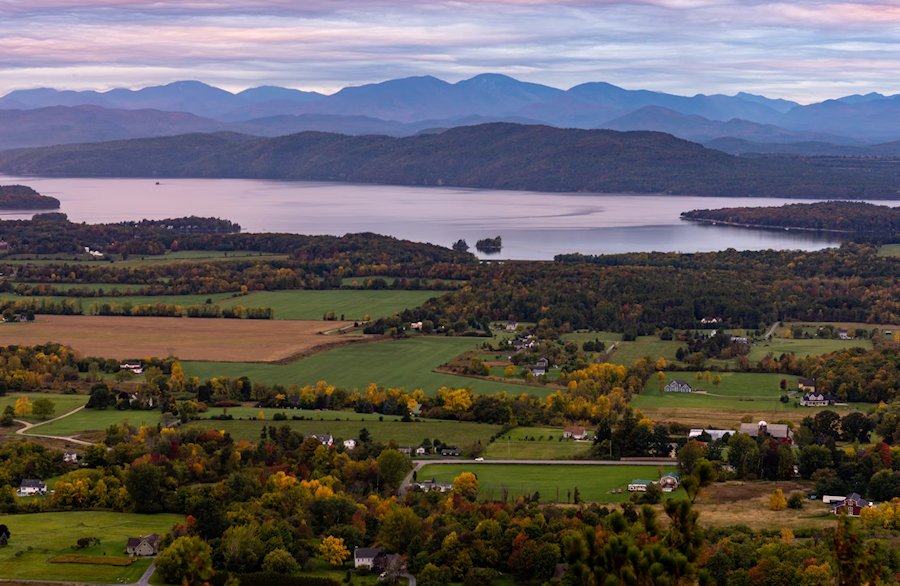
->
187, 413, 502, 446
876, 243, 900, 257
748, 336, 872, 361
484, 426, 592, 459
0, 511, 182, 583
0, 288, 441, 321
416, 463, 678, 503
0, 393, 85, 423
25, 408, 162, 438
635, 372, 794, 411
184, 336, 536, 395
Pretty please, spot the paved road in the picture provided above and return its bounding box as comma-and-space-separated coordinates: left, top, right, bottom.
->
399, 457, 676, 495
14, 405, 96, 446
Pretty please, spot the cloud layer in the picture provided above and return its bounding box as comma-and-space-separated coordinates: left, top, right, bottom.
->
1, 0, 899, 101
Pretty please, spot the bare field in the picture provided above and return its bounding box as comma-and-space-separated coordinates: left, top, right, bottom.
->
0, 315, 364, 362
695, 480, 837, 530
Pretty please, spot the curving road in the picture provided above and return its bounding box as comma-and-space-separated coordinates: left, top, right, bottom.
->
14, 405, 96, 446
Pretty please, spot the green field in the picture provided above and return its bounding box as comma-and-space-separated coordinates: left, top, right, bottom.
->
184, 336, 538, 395
484, 426, 591, 460
12, 282, 146, 293
188, 412, 501, 446
2, 249, 287, 267
0, 393, 85, 423
216, 289, 441, 320
26, 408, 161, 437
877, 244, 900, 257
634, 372, 790, 410
0, 511, 182, 583
0, 288, 440, 321
748, 337, 872, 361
417, 463, 678, 503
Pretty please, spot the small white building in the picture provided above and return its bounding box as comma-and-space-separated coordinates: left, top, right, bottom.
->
800, 392, 835, 407
627, 480, 652, 492
119, 362, 143, 375
311, 434, 334, 447
17, 479, 46, 496
343, 439, 357, 450
126, 534, 160, 556
63, 450, 78, 464
563, 426, 587, 440
664, 380, 692, 393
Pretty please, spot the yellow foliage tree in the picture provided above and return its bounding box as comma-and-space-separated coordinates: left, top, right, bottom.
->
780, 527, 794, 543
14, 395, 32, 417
769, 488, 787, 511
168, 361, 186, 393
318, 535, 350, 567
453, 472, 479, 501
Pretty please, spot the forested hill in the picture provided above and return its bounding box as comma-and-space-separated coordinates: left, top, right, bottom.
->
0, 185, 60, 209
681, 201, 900, 234
3, 123, 900, 198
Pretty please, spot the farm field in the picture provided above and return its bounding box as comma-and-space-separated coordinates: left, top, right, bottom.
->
0, 394, 85, 423
609, 336, 684, 366
216, 289, 441, 321
11, 282, 146, 293
0, 511, 182, 583
0, 289, 441, 321
776, 321, 897, 337
187, 415, 502, 446
25, 408, 162, 438
748, 336, 872, 361
0, 315, 360, 362
877, 243, 900, 257
484, 426, 592, 460
694, 481, 837, 530
417, 463, 678, 503
184, 336, 536, 395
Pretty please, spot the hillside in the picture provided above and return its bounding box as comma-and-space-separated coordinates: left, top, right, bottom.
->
2, 124, 900, 198
681, 201, 900, 234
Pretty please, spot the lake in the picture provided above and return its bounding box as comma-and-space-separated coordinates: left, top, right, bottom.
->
1, 175, 895, 260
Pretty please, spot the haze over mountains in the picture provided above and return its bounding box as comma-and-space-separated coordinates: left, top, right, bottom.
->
3, 75, 900, 153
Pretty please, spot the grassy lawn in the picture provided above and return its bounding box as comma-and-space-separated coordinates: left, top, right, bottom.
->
25, 408, 162, 438
187, 414, 501, 446
184, 336, 538, 395
484, 426, 592, 460
417, 463, 678, 504
0, 511, 182, 583
217, 289, 441, 321
0, 394, 85, 423
748, 337, 872, 361
634, 372, 790, 411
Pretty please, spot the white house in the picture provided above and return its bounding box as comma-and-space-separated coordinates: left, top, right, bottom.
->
343, 439, 357, 450
627, 480, 652, 492
415, 446, 428, 456
353, 547, 382, 569
17, 479, 46, 496
688, 429, 733, 441
800, 392, 835, 407
119, 362, 143, 375
63, 450, 78, 464
563, 426, 587, 440
664, 380, 692, 393
125, 534, 160, 556
311, 434, 334, 447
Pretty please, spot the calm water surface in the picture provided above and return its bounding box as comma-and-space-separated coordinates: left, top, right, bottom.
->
2, 176, 894, 260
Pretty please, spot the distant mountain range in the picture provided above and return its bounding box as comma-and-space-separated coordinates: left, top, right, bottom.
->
3, 75, 900, 153
2, 124, 899, 199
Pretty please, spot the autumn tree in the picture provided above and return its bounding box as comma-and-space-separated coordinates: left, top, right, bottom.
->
377, 448, 411, 488
318, 535, 350, 567
769, 488, 787, 511
13, 396, 31, 417
453, 472, 479, 501
378, 506, 421, 553
155, 536, 214, 586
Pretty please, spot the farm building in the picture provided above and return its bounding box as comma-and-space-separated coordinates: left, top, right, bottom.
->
800, 391, 836, 407
832, 493, 875, 517
628, 480, 652, 492
688, 429, 733, 441
659, 473, 680, 492
664, 380, 692, 393
125, 534, 159, 556
798, 378, 816, 392
739, 421, 793, 444
563, 426, 587, 440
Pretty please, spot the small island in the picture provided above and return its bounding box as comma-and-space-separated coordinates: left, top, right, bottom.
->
475, 235, 502, 254
681, 201, 900, 235
0, 185, 61, 210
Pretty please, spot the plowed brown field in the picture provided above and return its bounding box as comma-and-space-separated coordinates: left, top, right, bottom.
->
0, 315, 363, 362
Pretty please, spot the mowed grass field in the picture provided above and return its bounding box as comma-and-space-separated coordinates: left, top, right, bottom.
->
485, 426, 592, 460
0, 315, 361, 362
26, 408, 162, 438
417, 464, 678, 503
0, 289, 442, 322
0, 511, 182, 583
0, 394, 85, 423
748, 336, 872, 361
187, 413, 502, 446
635, 372, 793, 411
185, 336, 537, 395
877, 243, 900, 257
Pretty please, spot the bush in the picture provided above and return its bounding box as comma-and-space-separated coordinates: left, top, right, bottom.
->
787, 492, 805, 509
261, 548, 299, 575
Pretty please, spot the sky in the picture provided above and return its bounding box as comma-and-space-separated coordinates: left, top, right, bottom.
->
1, 0, 899, 102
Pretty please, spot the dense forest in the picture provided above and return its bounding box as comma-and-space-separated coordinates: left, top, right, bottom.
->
681, 201, 900, 234
4, 124, 900, 197
0, 185, 59, 209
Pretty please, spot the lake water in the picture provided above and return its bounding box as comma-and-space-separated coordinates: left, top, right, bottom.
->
1, 175, 895, 260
